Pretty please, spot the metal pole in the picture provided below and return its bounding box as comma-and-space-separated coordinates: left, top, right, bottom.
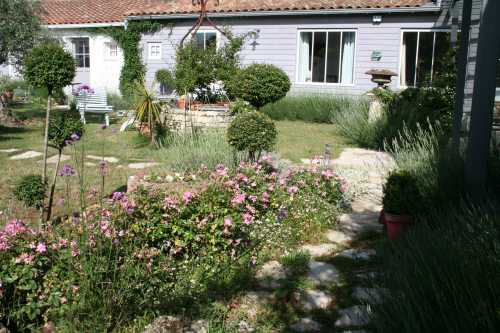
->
464, 0, 500, 198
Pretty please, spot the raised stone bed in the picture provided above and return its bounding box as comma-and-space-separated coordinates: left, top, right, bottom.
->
165, 105, 233, 131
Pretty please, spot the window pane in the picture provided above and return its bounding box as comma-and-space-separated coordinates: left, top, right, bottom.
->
416, 32, 434, 86
496, 56, 500, 88
433, 32, 451, 84
312, 32, 327, 83
195, 33, 205, 49
85, 55, 90, 68
298, 32, 313, 82
206, 33, 217, 49
401, 32, 418, 86
340, 31, 356, 84
76, 55, 84, 68
325, 32, 340, 83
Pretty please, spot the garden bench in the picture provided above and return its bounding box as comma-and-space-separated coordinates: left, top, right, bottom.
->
76, 91, 113, 126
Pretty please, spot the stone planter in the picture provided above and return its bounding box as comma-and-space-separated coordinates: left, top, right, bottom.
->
165, 105, 233, 131
365, 69, 398, 89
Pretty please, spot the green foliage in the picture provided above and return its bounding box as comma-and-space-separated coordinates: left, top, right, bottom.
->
227, 111, 277, 161
94, 21, 163, 98
48, 111, 84, 151
262, 94, 370, 123
23, 43, 75, 95
229, 99, 256, 115
373, 203, 500, 333
107, 93, 133, 111
0, 0, 40, 68
155, 69, 175, 88
133, 80, 162, 145
13, 175, 46, 209
382, 170, 422, 215
226, 64, 291, 108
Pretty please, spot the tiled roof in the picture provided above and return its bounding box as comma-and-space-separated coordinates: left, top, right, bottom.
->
41, 0, 435, 25
128, 0, 434, 16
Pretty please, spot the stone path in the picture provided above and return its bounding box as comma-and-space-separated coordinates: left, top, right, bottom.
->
9, 151, 43, 160
87, 155, 120, 163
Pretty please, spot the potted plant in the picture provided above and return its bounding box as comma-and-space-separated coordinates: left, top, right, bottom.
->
382, 170, 421, 239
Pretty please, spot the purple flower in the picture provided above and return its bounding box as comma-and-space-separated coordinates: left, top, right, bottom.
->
74, 84, 95, 96
59, 164, 76, 177
70, 133, 80, 141
98, 161, 108, 176
101, 124, 108, 130
112, 192, 125, 201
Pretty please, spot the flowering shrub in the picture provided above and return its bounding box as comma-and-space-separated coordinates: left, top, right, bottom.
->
0, 159, 347, 331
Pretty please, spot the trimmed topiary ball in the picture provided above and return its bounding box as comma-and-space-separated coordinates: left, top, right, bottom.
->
14, 175, 46, 209
227, 111, 277, 161
226, 64, 291, 109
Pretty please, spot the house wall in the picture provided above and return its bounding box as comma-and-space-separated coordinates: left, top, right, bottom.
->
50, 29, 124, 95
140, 13, 449, 96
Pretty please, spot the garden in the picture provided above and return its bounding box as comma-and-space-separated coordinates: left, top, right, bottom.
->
1, 3, 500, 332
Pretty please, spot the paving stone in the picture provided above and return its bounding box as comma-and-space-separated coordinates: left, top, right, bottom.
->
128, 162, 159, 169
255, 261, 286, 289
185, 319, 209, 333
325, 230, 352, 245
352, 287, 385, 305
335, 305, 371, 328
300, 243, 337, 258
46, 154, 71, 164
336, 249, 376, 261
10, 151, 42, 160
307, 260, 341, 285
338, 212, 382, 236
0, 148, 19, 153
238, 320, 254, 332
85, 162, 96, 166
87, 155, 119, 163
237, 291, 274, 321
295, 290, 334, 311
351, 199, 382, 214
331, 148, 394, 170
143, 315, 184, 333
290, 318, 322, 332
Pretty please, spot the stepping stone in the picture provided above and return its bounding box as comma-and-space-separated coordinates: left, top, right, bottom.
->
128, 162, 159, 169
10, 151, 42, 160
255, 261, 286, 289
326, 230, 352, 245
338, 212, 382, 236
307, 260, 341, 285
87, 155, 119, 163
85, 162, 96, 167
143, 315, 184, 333
237, 291, 274, 321
290, 318, 322, 332
331, 148, 395, 170
352, 287, 385, 305
335, 305, 371, 328
351, 198, 382, 214
46, 154, 71, 164
0, 148, 19, 153
186, 319, 209, 333
295, 289, 334, 311
300, 244, 337, 258
336, 249, 376, 261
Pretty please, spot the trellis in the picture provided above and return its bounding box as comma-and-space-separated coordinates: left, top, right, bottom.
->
180, 0, 229, 45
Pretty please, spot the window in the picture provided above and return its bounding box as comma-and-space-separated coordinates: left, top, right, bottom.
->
148, 43, 162, 60
72, 38, 90, 68
194, 31, 218, 50
106, 42, 118, 58
297, 30, 356, 84
400, 31, 451, 87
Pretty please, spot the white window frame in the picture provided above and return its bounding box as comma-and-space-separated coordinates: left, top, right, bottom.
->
105, 42, 119, 60
193, 30, 220, 50
72, 37, 91, 69
398, 29, 452, 89
148, 42, 162, 60
295, 29, 357, 86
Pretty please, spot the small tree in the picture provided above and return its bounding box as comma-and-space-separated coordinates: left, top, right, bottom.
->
226, 64, 291, 109
134, 80, 162, 145
227, 111, 277, 161
24, 43, 75, 221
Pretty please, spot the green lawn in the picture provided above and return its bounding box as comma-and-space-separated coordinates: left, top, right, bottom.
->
0, 104, 349, 222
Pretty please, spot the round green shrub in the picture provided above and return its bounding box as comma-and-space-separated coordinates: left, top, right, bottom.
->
155, 69, 175, 87
23, 43, 75, 95
226, 64, 291, 108
383, 170, 422, 215
14, 175, 46, 209
229, 99, 256, 115
227, 111, 277, 160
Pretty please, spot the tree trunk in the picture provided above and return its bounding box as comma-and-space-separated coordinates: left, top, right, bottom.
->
46, 150, 62, 222
43, 95, 51, 182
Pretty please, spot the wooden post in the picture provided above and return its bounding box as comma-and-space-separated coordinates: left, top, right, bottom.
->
464, 0, 500, 198
452, 0, 473, 151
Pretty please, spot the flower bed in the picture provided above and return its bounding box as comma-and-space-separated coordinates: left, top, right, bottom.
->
0, 158, 347, 331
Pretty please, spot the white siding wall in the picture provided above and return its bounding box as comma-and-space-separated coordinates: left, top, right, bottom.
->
141, 13, 447, 96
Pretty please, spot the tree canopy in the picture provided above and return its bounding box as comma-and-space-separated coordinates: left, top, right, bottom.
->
0, 0, 41, 68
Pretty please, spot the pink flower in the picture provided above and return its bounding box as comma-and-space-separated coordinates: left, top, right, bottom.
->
288, 186, 299, 195
243, 213, 254, 225
59, 239, 68, 248
235, 173, 249, 183
15, 253, 35, 264
36, 242, 47, 254
224, 217, 233, 227
322, 169, 335, 179
71, 241, 80, 257
215, 164, 228, 177
4, 219, 27, 237
340, 183, 348, 193
231, 192, 246, 206
249, 195, 257, 203
164, 196, 179, 209
279, 178, 286, 186
183, 191, 195, 204
268, 185, 275, 192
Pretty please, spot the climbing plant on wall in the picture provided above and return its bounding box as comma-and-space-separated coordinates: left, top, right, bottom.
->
88, 21, 165, 98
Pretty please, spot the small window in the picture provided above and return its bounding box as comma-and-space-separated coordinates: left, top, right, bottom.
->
72, 38, 90, 68
148, 43, 162, 60
106, 42, 118, 58
194, 31, 218, 50
400, 31, 452, 87
297, 30, 356, 84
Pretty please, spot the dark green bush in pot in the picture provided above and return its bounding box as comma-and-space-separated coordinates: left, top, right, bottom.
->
383, 170, 422, 216
226, 64, 291, 109
227, 111, 277, 161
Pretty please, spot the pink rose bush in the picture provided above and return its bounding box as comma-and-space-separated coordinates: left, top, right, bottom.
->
0, 157, 348, 331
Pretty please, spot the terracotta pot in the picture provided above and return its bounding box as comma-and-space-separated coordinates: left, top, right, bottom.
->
378, 209, 386, 225
384, 212, 413, 240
